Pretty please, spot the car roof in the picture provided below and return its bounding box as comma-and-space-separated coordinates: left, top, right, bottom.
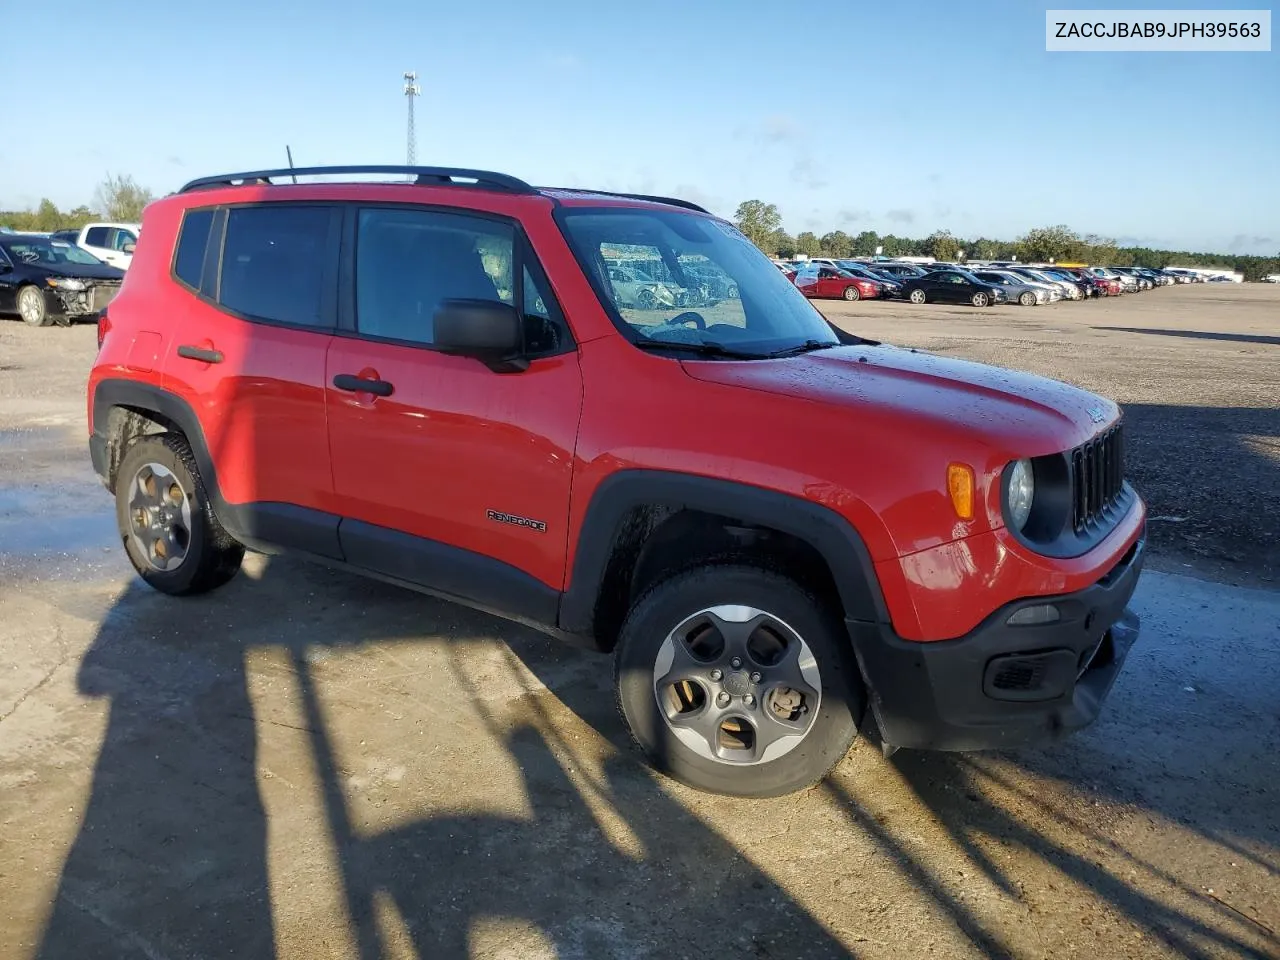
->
177, 165, 713, 216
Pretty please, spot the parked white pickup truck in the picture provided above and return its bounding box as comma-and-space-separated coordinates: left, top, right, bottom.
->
49, 222, 142, 270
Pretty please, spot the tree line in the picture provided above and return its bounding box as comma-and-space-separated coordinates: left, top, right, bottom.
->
0, 175, 154, 232
734, 200, 1280, 282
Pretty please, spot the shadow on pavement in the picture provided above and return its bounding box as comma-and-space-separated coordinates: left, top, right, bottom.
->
1092, 327, 1280, 347
35, 559, 854, 960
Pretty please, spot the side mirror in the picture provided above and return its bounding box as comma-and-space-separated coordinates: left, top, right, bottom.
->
433, 299, 526, 372
122, 242, 136, 254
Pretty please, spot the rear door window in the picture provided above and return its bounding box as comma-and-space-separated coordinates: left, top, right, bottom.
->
84, 227, 109, 247
218, 205, 336, 328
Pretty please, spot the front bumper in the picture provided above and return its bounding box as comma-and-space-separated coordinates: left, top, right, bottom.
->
48, 281, 121, 318
850, 534, 1145, 751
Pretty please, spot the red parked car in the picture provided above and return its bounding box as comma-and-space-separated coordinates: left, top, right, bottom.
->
793, 262, 881, 301
88, 165, 1145, 797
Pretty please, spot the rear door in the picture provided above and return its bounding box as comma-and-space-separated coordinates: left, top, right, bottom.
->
161, 202, 343, 555
324, 205, 581, 615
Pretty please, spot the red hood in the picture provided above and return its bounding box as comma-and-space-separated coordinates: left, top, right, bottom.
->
681, 344, 1117, 457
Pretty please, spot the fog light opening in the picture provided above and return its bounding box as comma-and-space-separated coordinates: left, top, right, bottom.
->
1007, 603, 1061, 627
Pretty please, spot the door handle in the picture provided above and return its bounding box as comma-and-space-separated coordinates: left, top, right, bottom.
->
177, 344, 223, 364
333, 373, 394, 397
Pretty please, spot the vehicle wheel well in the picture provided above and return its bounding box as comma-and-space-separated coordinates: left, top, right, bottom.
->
591, 506, 844, 651
102, 405, 182, 489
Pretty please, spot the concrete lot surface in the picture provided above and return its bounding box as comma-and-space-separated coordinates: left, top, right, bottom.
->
1, 286, 1278, 959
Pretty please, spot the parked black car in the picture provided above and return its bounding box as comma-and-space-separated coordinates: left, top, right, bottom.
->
903, 269, 1007, 307
0, 235, 124, 327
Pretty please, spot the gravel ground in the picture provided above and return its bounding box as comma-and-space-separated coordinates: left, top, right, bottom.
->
820, 283, 1280, 588
1, 288, 1278, 960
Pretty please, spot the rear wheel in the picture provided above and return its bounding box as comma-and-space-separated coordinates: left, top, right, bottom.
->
972, 292, 990, 307
114, 433, 244, 595
842, 285, 860, 301
17, 286, 50, 327
1019, 291, 1037, 307
909, 289, 927, 304
615, 565, 865, 797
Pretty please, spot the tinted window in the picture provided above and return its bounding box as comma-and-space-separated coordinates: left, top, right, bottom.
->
84, 227, 109, 246
355, 208, 513, 345
173, 209, 214, 289
521, 264, 571, 355
219, 206, 331, 327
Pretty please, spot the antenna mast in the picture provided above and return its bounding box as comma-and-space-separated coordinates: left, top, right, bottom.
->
403, 71, 420, 165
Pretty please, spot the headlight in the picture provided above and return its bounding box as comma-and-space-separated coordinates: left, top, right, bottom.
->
47, 277, 87, 291
1006, 458, 1034, 530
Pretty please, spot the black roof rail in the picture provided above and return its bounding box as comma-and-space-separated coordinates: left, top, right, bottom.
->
179, 165, 535, 194
541, 187, 710, 214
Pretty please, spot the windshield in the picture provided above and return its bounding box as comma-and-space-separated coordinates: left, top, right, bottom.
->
559, 208, 839, 356
1, 239, 103, 267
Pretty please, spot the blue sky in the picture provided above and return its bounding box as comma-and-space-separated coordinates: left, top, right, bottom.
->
2, 0, 1276, 253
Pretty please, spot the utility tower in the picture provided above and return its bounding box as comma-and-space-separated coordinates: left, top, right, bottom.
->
403, 71, 420, 165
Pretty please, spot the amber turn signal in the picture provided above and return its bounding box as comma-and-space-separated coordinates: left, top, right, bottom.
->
947, 463, 975, 519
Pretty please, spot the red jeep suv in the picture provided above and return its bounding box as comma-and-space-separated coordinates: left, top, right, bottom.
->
88, 165, 1146, 797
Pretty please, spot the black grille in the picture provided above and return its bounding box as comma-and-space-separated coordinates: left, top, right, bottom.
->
1070, 424, 1125, 533
991, 658, 1047, 691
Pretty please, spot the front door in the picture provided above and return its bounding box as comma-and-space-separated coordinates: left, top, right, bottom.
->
935, 272, 966, 302
0, 246, 17, 313
325, 205, 581, 617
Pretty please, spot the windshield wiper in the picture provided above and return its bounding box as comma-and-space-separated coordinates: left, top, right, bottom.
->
763, 339, 839, 359
632, 338, 768, 360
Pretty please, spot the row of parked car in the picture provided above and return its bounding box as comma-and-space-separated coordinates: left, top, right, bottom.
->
776, 257, 1196, 307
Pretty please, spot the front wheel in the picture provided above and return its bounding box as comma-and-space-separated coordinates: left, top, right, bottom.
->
115, 433, 244, 595
17, 285, 50, 327
842, 285, 860, 301
972, 292, 990, 307
909, 289, 927, 304
615, 565, 865, 797
1019, 291, 1037, 307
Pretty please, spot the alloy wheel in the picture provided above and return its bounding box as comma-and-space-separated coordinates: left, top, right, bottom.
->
652, 605, 822, 765
126, 462, 193, 571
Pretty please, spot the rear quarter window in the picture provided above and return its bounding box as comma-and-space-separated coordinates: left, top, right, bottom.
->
173, 209, 215, 289
218, 205, 333, 327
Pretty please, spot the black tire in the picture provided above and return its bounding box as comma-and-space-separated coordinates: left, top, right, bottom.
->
17, 285, 50, 327
842, 285, 860, 302
114, 433, 244, 595
909, 288, 927, 305
615, 565, 865, 798
971, 292, 990, 307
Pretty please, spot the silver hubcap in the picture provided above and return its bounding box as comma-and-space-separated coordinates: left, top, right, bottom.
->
18, 288, 42, 323
127, 463, 192, 571
652, 605, 822, 765
910, 290, 925, 303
